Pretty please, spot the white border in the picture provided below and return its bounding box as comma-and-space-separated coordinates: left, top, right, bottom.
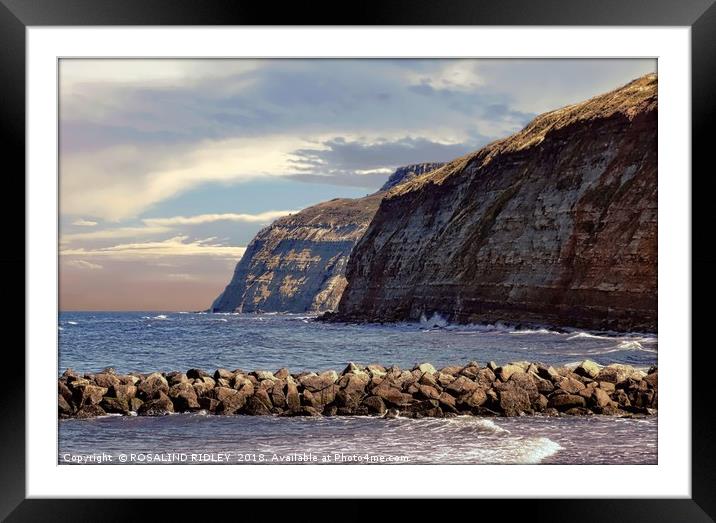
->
27, 27, 691, 498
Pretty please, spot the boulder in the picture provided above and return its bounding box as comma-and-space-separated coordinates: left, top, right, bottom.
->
437, 373, 456, 387
199, 397, 220, 413
596, 364, 635, 384
407, 399, 442, 418
243, 396, 272, 416
592, 388, 614, 409
58, 381, 73, 404
75, 404, 106, 419
556, 376, 586, 394
339, 373, 369, 396
342, 362, 362, 375
418, 372, 439, 388
274, 367, 291, 380
109, 384, 137, 401
445, 376, 479, 396
366, 364, 386, 378
362, 396, 387, 415
416, 384, 441, 401
415, 363, 437, 375
311, 384, 340, 408
72, 384, 108, 406
372, 383, 411, 406
613, 389, 631, 407
186, 368, 211, 379
496, 364, 524, 382
168, 382, 200, 411
58, 394, 73, 416
214, 368, 235, 381
93, 373, 121, 389
498, 387, 531, 416
270, 382, 287, 410
507, 372, 539, 402
533, 394, 549, 412
166, 371, 189, 386
299, 371, 338, 392
459, 388, 487, 409
548, 394, 587, 411
536, 364, 561, 383
280, 406, 322, 417
218, 393, 247, 415
475, 368, 496, 388
137, 392, 174, 416
438, 392, 458, 413
129, 397, 144, 412
101, 396, 130, 415
575, 360, 601, 379
286, 381, 301, 410
439, 365, 463, 376
192, 381, 215, 398
136, 372, 169, 400
253, 370, 276, 381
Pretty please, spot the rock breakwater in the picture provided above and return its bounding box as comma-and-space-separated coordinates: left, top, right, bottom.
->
59, 359, 657, 419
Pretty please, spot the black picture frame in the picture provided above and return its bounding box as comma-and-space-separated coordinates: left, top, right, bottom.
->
3, 0, 714, 519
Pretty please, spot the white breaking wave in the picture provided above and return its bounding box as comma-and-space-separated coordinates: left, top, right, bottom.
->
509, 328, 553, 335
470, 418, 511, 435
67, 321, 78, 325
514, 437, 563, 464
419, 312, 449, 328
142, 314, 169, 321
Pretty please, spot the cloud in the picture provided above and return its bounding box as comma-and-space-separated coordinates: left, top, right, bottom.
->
165, 273, 197, 281
288, 136, 479, 184
65, 259, 103, 270
60, 235, 247, 260
61, 225, 171, 242
142, 210, 296, 227
60, 135, 318, 221
72, 219, 98, 227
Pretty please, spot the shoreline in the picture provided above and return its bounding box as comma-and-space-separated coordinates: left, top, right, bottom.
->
59, 360, 657, 420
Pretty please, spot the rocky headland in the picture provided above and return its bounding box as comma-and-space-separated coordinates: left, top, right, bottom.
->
59, 359, 657, 420
210, 162, 443, 313
333, 74, 658, 332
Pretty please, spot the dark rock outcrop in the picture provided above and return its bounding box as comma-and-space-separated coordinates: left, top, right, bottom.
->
335, 74, 658, 332
210, 163, 443, 313
58, 359, 657, 419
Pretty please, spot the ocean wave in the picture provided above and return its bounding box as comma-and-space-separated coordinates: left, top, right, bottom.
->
419, 312, 449, 328
509, 328, 553, 335
67, 321, 78, 325
142, 314, 169, 321
514, 437, 563, 464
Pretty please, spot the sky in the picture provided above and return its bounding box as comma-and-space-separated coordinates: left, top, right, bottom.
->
59, 58, 656, 311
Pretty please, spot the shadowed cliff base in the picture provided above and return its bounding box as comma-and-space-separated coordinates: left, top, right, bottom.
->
59, 359, 657, 420
333, 74, 657, 333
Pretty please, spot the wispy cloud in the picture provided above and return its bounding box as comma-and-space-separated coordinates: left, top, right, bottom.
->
65, 259, 103, 270
72, 219, 98, 227
62, 225, 170, 242
142, 210, 296, 227
61, 236, 247, 260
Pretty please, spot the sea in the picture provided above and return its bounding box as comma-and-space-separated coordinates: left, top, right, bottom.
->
58, 311, 658, 465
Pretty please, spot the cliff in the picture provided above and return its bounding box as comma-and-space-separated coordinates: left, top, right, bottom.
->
335, 74, 658, 332
210, 163, 443, 313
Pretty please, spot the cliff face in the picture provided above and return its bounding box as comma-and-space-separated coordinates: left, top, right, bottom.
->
336, 74, 658, 332
210, 163, 442, 313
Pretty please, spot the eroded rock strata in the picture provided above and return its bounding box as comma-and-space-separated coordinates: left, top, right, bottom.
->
59, 360, 657, 419
334, 74, 658, 332
210, 163, 443, 313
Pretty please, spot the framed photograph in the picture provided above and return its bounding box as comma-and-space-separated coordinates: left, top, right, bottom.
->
5, 0, 715, 518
